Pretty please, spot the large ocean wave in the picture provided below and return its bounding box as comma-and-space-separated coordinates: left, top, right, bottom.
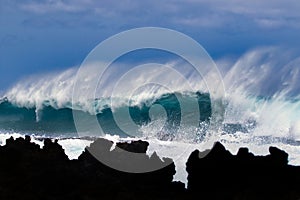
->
1, 47, 300, 141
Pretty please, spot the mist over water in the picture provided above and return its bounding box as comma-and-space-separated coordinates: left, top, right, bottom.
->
223, 47, 300, 139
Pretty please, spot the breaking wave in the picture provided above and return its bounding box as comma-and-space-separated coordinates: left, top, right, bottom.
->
1, 47, 299, 142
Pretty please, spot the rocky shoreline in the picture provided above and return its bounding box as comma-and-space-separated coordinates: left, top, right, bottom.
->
0, 136, 300, 200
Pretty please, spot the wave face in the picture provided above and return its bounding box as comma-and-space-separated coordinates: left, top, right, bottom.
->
0, 92, 212, 138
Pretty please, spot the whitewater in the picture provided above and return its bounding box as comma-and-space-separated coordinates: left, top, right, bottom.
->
1, 47, 300, 186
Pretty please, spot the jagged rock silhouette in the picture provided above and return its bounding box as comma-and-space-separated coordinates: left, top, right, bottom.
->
0, 137, 300, 200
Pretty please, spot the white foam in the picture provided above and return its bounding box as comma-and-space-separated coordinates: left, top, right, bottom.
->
58, 139, 93, 159
145, 139, 208, 186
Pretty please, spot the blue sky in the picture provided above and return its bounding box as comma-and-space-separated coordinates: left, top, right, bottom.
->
1, 0, 300, 92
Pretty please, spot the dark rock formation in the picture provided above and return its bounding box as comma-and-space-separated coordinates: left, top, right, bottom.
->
0, 136, 183, 200
186, 142, 300, 200
0, 137, 300, 200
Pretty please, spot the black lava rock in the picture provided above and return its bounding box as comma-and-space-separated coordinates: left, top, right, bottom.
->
1, 137, 300, 200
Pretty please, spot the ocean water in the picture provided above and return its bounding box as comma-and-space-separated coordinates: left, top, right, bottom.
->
0, 47, 300, 186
